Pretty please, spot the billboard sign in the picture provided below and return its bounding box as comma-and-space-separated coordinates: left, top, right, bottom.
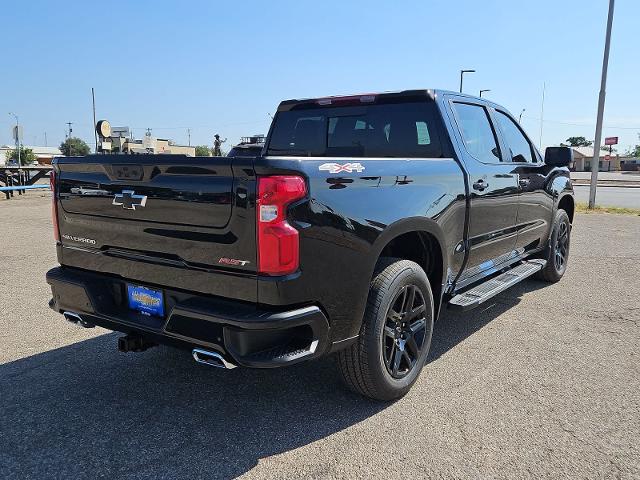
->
604, 136, 618, 145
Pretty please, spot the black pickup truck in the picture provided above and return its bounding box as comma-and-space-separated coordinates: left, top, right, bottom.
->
47, 90, 574, 400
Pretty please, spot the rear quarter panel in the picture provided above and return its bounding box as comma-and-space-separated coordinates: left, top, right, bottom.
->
256, 157, 467, 343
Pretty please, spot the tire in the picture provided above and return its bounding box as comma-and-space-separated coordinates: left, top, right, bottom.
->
535, 209, 571, 283
337, 258, 434, 401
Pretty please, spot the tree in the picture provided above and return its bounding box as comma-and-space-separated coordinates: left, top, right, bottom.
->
626, 134, 640, 157
60, 137, 90, 156
564, 136, 593, 147
600, 145, 617, 154
195, 145, 211, 156
5, 146, 38, 166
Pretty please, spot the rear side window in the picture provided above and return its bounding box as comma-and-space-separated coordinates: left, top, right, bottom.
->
495, 111, 535, 163
453, 102, 501, 163
267, 102, 442, 158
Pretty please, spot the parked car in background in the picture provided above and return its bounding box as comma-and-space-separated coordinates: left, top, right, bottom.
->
227, 135, 265, 157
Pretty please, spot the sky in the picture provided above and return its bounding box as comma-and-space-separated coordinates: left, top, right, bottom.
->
1, 0, 638, 154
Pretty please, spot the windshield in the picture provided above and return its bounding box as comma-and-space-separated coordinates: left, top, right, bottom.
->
267, 102, 442, 158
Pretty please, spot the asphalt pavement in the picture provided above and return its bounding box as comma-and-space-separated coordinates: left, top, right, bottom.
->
1, 193, 639, 479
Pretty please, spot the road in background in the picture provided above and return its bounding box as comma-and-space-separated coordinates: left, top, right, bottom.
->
571, 171, 640, 182
574, 185, 640, 208
1, 194, 639, 479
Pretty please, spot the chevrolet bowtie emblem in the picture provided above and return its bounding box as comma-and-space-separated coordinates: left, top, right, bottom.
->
112, 190, 147, 210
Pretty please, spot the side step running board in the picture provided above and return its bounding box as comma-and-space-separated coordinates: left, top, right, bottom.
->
449, 259, 546, 311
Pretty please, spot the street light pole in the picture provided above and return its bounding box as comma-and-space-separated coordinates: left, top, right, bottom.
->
519, 109, 526, 123
9, 112, 20, 166
539, 82, 546, 150
479, 89, 491, 98
589, 0, 615, 209
459, 69, 475, 93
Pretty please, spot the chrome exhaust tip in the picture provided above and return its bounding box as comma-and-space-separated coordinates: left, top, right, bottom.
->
63, 311, 95, 328
192, 348, 237, 369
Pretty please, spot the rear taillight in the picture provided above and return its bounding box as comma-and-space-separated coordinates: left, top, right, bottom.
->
50, 170, 60, 242
256, 175, 306, 276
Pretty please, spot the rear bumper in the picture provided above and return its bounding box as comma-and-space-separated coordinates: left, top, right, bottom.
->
46, 266, 329, 368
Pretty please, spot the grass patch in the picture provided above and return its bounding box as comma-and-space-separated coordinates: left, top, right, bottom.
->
576, 202, 640, 215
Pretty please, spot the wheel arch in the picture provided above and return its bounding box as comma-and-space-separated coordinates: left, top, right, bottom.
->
371, 218, 447, 319
557, 194, 575, 223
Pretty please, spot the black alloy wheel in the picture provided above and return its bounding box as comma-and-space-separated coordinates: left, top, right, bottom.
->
383, 285, 428, 379
554, 219, 569, 272
337, 258, 434, 401
535, 209, 571, 283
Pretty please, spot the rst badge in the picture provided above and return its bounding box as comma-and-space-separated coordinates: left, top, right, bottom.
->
218, 257, 251, 266
318, 162, 365, 174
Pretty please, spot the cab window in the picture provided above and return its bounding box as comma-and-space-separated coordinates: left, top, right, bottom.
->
495, 110, 535, 163
452, 102, 501, 163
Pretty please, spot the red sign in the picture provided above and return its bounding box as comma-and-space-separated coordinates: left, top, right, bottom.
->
605, 136, 618, 145
604, 154, 611, 161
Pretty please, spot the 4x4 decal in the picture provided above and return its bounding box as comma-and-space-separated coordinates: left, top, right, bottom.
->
318, 162, 365, 174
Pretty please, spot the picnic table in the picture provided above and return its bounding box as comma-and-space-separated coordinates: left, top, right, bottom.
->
0, 165, 53, 199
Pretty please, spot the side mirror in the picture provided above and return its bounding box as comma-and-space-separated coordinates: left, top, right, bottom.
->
545, 146, 573, 167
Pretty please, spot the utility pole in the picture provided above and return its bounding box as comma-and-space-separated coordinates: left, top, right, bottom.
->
479, 89, 490, 98
187, 128, 191, 146
518, 109, 526, 124
459, 69, 475, 93
92, 88, 98, 153
66, 122, 73, 139
538, 82, 546, 149
589, 0, 615, 209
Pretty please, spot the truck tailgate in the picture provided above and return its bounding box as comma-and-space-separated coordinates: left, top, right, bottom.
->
54, 155, 257, 295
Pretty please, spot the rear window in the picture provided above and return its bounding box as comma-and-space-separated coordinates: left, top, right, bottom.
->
267, 102, 443, 158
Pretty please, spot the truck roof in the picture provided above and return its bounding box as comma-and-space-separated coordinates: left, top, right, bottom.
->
277, 89, 494, 111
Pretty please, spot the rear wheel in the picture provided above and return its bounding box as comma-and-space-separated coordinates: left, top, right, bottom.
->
535, 209, 571, 283
337, 258, 434, 401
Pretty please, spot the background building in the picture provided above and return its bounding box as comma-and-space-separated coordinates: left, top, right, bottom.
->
570, 146, 620, 172
0, 145, 62, 166
109, 136, 195, 156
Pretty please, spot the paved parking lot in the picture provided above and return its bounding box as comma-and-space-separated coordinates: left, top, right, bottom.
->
1, 193, 639, 479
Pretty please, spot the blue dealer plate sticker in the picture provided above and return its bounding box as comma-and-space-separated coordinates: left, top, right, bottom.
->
127, 284, 164, 317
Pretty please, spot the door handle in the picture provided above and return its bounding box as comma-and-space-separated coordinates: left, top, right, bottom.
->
472, 179, 488, 191
519, 178, 530, 187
